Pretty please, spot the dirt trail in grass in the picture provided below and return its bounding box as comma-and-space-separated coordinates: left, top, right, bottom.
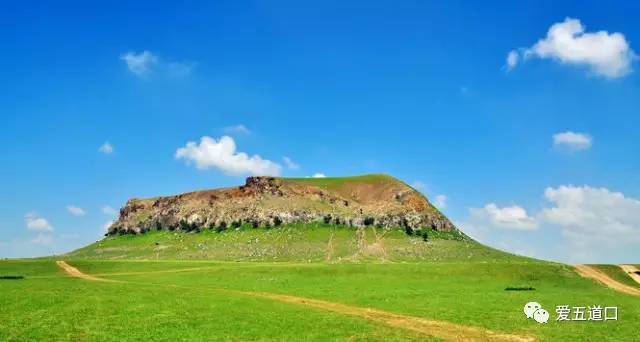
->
574, 265, 640, 296
619, 265, 640, 285
56, 261, 120, 282
238, 291, 534, 342
56, 260, 534, 342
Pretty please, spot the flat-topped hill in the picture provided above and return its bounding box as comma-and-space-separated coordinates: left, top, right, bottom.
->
106, 174, 457, 235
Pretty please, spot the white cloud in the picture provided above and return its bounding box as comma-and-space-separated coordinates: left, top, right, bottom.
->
539, 185, 640, 245
506, 50, 519, 70
508, 18, 635, 78
25, 212, 53, 232
102, 206, 118, 216
120, 51, 159, 76
175, 135, 282, 176
121, 50, 194, 77
99, 142, 114, 154
283, 156, 300, 170
433, 194, 447, 209
312, 173, 326, 178
223, 124, 251, 135
553, 131, 592, 151
66, 206, 86, 216
469, 203, 538, 230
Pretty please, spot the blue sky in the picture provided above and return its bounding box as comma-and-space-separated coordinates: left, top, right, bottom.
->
1, 1, 639, 263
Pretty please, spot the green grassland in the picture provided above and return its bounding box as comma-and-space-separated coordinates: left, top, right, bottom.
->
590, 264, 640, 289
2, 225, 639, 341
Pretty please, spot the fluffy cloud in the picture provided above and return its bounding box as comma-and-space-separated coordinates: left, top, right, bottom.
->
469, 203, 538, 230
282, 156, 300, 170
539, 185, 640, 244
66, 205, 86, 216
121, 50, 194, 77
25, 212, 53, 232
433, 195, 447, 209
102, 206, 118, 216
99, 142, 114, 154
507, 18, 635, 78
175, 135, 282, 176
311, 173, 326, 178
223, 124, 251, 135
506, 50, 519, 70
120, 51, 159, 76
553, 131, 592, 151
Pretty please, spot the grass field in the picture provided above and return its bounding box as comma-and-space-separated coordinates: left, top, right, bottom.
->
590, 264, 640, 289
2, 226, 639, 341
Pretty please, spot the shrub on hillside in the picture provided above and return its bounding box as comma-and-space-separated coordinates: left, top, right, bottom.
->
216, 221, 227, 233
404, 225, 414, 236
273, 216, 283, 226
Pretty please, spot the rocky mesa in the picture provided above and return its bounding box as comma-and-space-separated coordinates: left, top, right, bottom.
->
106, 174, 457, 235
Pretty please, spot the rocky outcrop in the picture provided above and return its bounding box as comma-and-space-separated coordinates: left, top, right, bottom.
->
106, 174, 457, 235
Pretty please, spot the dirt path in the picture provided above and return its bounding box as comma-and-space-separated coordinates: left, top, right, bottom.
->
574, 265, 640, 296
56, 260, 534, 342
619, 265, 640, 285
56, 261, 120, 282
238, 291, 533, 342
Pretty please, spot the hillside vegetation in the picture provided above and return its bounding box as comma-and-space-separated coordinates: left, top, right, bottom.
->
66, 223, 518, 262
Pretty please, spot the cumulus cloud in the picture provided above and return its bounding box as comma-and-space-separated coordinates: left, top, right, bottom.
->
66, 205, 86, 216
282, 156, 300, 170
223, 124, 251, 135
507, 18, 635, 78
175, 135, 282, 176
102, 206, 118, 216
463, 185, 640, 262
99, 142, 114, 154
553, 131, 592, 151
539, 185, 640, 244
120, 51, 159, 76
311, 173, 326, 178
25, 212, 53, 232
433, 195, 447, 209
121, 50, 194, 77
469, 203, 539, 231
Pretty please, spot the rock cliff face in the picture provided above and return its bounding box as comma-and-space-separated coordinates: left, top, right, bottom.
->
106, 174, 457, 235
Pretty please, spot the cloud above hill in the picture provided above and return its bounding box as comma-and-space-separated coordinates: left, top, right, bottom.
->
175, 135, 282, 176
507, 18, 635, 78
469, 203, 538, 231
464, 185, 640, 262
121, 50, 194, 77
25, 212, 53, 232
66, 205, 86, 216
553, 131, 592, 151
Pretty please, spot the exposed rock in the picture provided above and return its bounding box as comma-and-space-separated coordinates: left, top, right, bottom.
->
106, 174, 457, 235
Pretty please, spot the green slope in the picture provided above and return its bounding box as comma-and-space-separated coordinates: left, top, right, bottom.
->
590, 264, 640, 289
65, 223, 522, 263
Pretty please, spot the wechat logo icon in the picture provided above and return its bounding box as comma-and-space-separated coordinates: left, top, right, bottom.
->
524, 301, 549, 324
